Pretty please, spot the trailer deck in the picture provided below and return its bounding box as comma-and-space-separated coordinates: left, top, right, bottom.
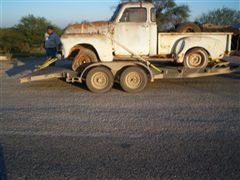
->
20, 60, 239, 84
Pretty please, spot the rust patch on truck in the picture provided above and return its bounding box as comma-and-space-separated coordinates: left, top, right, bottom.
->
61, 33, 107, 38
63, 21, 112, 35
70, 21, 109, 29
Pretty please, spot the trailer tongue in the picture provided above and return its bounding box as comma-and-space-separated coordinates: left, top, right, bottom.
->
20, 59, 239, 93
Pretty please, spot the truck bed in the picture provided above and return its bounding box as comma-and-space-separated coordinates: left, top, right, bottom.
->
158, 32, 232, 57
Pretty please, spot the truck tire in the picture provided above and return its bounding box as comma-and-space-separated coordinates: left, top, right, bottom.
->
72, 48, 98, 71
120, 66, 147, 93
184, 48, 209, 69
176, 23, 201, 33
86, 66, 114, 93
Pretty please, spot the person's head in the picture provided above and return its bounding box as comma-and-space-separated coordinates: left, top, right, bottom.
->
47, 25, 54, 34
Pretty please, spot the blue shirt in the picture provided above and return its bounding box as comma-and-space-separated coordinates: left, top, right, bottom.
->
44, 32, 61, 48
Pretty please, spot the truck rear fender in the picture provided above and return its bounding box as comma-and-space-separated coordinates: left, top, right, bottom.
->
173, 36, 223, 63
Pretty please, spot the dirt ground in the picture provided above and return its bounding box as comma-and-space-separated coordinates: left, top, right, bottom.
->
0, 56, 240, 179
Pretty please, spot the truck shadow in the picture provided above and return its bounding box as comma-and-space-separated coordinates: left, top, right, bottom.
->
5, 57, 72, 78
0, 144, 8, 180
218, 72, 240, 80
67, 81, 89, 91
69, 81, 123, 92
5, 57, 44, 77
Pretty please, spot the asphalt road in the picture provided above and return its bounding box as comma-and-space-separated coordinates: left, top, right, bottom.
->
0, 57, 240, 179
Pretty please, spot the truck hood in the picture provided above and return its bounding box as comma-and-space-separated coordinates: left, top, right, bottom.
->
63, 21, 113, 35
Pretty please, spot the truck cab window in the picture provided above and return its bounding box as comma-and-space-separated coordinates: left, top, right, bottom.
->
120, 8, 147, 22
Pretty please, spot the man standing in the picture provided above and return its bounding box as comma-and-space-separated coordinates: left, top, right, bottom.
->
44, 26, 61, 66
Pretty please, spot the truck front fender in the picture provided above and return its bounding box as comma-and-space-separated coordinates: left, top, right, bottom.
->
61, 34, 113, 62
173, 36, 224, 63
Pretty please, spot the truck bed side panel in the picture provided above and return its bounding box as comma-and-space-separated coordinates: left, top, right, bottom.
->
158, 32, 232, 61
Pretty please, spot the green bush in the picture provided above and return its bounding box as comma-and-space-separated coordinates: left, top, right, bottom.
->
16, 15, 62, 49
0, 28, 30, 53
196, 7, 240, 26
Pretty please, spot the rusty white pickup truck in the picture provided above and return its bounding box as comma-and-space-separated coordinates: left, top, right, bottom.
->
61, 2, 232, 71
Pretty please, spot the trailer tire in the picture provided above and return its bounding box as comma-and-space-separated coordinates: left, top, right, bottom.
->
184, 48, 209, 69
86, 66, 114, 93
120, 66, 147, 93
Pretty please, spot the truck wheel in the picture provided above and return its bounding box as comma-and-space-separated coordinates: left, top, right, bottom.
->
176, 23, 201, 32
72, 48, 98, 71
120, 66, 147, 93
86, 66, 114, 93
184, 48, 209, 69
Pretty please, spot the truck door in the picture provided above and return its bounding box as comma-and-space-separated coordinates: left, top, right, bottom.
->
113, 7, 150, 56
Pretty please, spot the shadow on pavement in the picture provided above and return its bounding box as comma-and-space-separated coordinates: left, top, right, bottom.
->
5, 57, 44, 77
218, 71, 240, 80
5, 57, 73, 78
0, 144, 8, 180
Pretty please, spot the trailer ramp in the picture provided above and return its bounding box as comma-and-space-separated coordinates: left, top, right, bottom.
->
20, 66, 77, 83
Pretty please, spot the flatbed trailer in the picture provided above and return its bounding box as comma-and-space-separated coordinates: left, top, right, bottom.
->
20, 60, 240, 93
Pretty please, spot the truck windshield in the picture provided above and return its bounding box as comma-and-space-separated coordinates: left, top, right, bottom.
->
110, 4, 122, 22
120, 8, 147, 22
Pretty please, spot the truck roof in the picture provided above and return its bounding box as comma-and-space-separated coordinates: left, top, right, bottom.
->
120, 2, 154, 9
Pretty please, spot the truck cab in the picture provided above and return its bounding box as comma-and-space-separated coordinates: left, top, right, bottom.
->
110, 2, 157, 56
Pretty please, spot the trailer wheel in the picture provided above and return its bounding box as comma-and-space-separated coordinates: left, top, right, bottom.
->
184, 48, 209, 69
120, 66, 147, 93
86, 67, 114, 93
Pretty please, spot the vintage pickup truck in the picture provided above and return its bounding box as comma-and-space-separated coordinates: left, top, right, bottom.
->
61, 2, 232, 71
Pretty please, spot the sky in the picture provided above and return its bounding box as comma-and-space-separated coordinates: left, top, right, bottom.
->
1, 0, 240, 28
